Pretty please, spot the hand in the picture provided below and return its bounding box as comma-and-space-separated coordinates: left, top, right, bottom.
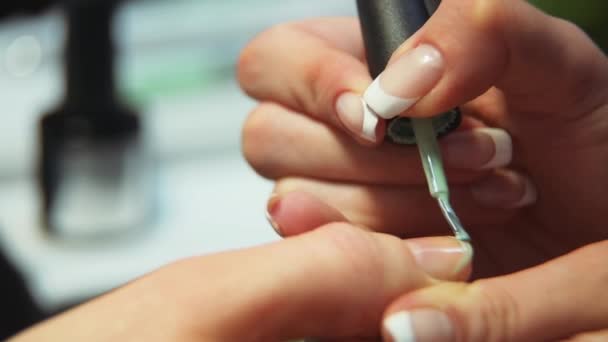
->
238, 0, 608, 340
9, 221, 471, 341
238, 0, 608, 277
380, 240, 608, 341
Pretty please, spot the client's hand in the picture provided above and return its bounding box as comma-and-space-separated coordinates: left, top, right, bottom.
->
10, 221, 469, 341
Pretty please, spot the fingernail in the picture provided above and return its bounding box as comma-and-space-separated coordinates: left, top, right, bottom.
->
364, 44, 444, 119
335, 92, 380, 142
471, 171, 538, 208
442, 128, 513, 170
405, 237, 473, 279
266, 194, 283, 236
384, 310, 454, 342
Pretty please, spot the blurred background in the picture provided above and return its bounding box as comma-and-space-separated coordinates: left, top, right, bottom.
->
0, 0, 605, 338
0, 0, 357, 336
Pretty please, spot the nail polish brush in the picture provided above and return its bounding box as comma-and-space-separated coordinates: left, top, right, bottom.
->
356, 0, 471, 243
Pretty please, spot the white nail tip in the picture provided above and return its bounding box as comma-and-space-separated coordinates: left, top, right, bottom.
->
363, 77, 418, 119
361, 98, 379, 141
454, 241, 474, 276
477, 128, 513, 169
384, 312, 416, 342
513, 177, 538, 208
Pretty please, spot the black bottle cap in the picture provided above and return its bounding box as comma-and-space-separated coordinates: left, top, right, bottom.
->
356, 0, 460, 145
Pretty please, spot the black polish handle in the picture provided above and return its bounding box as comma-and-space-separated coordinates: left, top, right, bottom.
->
356, 0, 461, 145
356, 0, 430, 77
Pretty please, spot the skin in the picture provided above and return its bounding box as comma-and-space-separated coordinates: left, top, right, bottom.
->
7, 0, 607, 341
9, 225, 468, 341
239, 0, 608, 340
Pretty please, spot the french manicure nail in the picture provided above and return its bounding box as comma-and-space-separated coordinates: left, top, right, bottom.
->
266, 194, 283, 236
384, 310, 454, 342
364, 44, 444, 119
336, 92, 379, 142
471, 172, 537, 209
513, 177, 537, 208
442, 128, 513, 170
405, 237, 473, 279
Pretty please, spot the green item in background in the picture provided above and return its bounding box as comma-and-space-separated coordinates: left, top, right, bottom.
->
530, 0, 608, 52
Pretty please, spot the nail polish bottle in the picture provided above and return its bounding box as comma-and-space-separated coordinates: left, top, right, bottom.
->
356, 0, 472, 243
38, 0, 153, 239
356, 0, 460, 145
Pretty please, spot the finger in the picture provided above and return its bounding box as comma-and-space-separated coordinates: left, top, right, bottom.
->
314, 339, 380, 342
274, 170, 537, 237
269, 170, 536, 237
7, 226, 471, 342
190, 225, 472, 340
304, 338, 381, 342
267, 172, 537, 278
266, 191, 347, 237
381, 240, 608, 342
238, 18, 384, 143
565, 330, 608, 342
317, 338, 381, 342
363, 0, 608, 122
243, 103, 513, 185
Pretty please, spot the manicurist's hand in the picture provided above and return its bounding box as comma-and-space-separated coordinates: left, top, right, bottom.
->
10, 221, 470, 341
239, 0, 608, 279
238, 0, 608, 340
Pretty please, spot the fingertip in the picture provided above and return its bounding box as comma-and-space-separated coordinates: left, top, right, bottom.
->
470, 170, 537, 209
476, 128, 513, 170
440, 127, 513, 171
335, 92, 386, 145
404, 237, 473, 282
382, 282, 470, 326
266, 194, 283, 237
382, 309, 455, 342
265, 191, 347, 237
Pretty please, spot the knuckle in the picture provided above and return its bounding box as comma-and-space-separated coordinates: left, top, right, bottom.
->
299, 50, 333, 111
293, 224, 392, 329
237, 23, 291, 97
300, 49, 353, 116
591, 239, 608, 253
567, 331, 608, 342
576, 240, 608, 281
463, 280, 520, 342
549, 18, 606, 106
237, 44, 262, 97
551, 16, 586, 37
312, 224, 385, 285
241, 103, 283, 179
470, 0, 506, 31
581, 239, 608, 256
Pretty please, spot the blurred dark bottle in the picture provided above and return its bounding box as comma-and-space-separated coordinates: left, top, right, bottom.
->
0, 1, 54, 18
39, 0, 153, 239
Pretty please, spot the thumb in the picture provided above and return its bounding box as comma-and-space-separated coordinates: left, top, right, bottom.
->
195, 225, 472, 341
381, 240, 608, 342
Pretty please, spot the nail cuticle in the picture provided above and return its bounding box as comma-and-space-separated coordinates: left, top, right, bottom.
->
266, 194, 283, 237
